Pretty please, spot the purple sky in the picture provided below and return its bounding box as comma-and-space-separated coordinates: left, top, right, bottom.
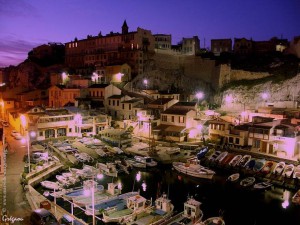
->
0, 0, 299, 67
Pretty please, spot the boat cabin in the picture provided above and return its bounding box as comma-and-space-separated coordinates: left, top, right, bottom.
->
155, 194, 173, 213
184, 197, 202, 220
127, 195, 148, 211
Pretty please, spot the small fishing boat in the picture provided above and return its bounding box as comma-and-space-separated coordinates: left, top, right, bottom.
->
148, 196, 203, 225
126, 193, 174, 225
228, 155, 242, 167
200, 217, 225, 225
41, 181, 61, 190
173, 158, 215, 180
237, 155, 251, 167
293, 165, 300, 179
134, 156, 158, 167
240, 177, 255, 187
97, 162, 118, 177
196, 146, 209, 160
254, 182, 272, 190
292, 189, 300, 205
215, 151, 228, 163
227, 173, 240, 182
209, 151, 221, 161
261, 161, 275, 175
219, 153, 235, 165
273, 162, 285, 175
63, 180, 104, 200
253, 159, 266, 172
282, 164, 295, 178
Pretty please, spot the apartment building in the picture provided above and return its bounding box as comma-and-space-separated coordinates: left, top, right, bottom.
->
65, 20, 155, 75
211, 39, 232, 56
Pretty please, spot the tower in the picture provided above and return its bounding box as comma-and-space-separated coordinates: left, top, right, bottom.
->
122, 20, 128, 34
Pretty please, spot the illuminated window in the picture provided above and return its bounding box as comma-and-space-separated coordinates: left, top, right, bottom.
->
179, 116, 185, 123
161, 115, 167, 121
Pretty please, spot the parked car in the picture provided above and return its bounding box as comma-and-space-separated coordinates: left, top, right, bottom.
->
30, 208, 59, 225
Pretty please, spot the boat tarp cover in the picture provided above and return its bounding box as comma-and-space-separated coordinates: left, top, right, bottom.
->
155, 209, 166, 216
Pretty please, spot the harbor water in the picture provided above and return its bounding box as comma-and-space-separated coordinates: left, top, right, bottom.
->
49, 165, 300, 225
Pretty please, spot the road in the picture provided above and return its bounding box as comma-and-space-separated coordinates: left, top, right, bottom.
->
3, 126, 31, 224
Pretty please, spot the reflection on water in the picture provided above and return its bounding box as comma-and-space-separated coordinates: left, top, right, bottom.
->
40, 166, 300, 225
114, 167, 300, 225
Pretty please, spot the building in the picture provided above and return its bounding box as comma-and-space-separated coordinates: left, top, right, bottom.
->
105, 63, 131, 83
48, 85, 87, 108
15, 89, 48, 108
182, 36, 200, 55
65, 20, 155, 75
147, 98, 178, 120
154, 34, 172, 50
233, 38, 253, 54
154, 105, 196, 142
211, 39, 232, 56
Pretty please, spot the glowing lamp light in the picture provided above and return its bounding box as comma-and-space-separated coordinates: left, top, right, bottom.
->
118, 182, 122, 190
116, 73, 124, 82
30, 131, 36, 138
196, 92, 204, 100
225, 95, 233, 103
21, 138, 26, 144
143, 79, 148, 85
20, 114, 27, 127
136, 171, 141, 182
83, 189, 91, 196
282, 200, 289, 209
262, 92, 268, 100
97, 173, 104, 180
142, 181, 147, 192
197, 125, 203, 131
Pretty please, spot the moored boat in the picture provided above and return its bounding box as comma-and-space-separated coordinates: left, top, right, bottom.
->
126, 193, 174, 225
134, 156, 158, 167
253, 159, 266, 172
41, 181, 61, 190
227, 173, 240, 182
254, 181, 272, 190
155, 196, 203, 225
97, 162, 118, 177
173, 158, 215, 179
273, 161, 285, 175
293, 165, 300, 179
292, 189, 300, 205
261, 161, 275, 175
240, 177, 255, 187
215, 151, 228, 163
228, 155, 242, 167
200, 217, 225, 225
282, 164, 294, 178
237, 155, 251, 167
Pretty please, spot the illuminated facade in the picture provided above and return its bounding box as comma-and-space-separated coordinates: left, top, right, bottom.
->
65, 20, 155, 75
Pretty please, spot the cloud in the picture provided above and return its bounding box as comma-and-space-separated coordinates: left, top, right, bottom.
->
0, 0, 38, 18
0, 38, 42, 67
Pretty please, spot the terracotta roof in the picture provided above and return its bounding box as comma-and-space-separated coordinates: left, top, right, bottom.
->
149, 98, 173, 105
162, 108, 192, 115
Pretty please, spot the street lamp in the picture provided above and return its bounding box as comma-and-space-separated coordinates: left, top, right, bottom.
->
84, 179, 96, 225
196, 92, 204, 104
143, 79, 148, 90
20, 114, 31, 173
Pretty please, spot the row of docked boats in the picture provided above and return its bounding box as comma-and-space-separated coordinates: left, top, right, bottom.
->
202, 148, 300, 179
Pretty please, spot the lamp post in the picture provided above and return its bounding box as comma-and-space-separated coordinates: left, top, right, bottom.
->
84, 178, 96, 225
20, 114, 30, 173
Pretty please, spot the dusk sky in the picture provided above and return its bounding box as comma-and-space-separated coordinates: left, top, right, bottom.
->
0, 0, 299, 67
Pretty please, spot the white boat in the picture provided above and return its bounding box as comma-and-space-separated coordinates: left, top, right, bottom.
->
95, 148, 107, 157
292, 189, 300, 205
227, 173, 240, 182
261, 161, 275, 175
228, 155, 242, 167
240, 177, 255, 187
215, 151, 228, 163
134, 156, 158, 167
237, 155, 251, 167
200, 217, 225, 225
209, 151, 221, 161
97, 162, 118, 177
50, 189, 69, 198
126, 159, 146, 168
41, 181, 61, 190
56, 175, 71, 186
172, 159, 215, 180
293, 165, 300, 179
254, 182, 272, 189
63, 180, 103, 200
273, 162, 285, 175
102, 194, 152, 223
126, 193, 174, 225
156, 196, 203, 225
282, 164, 295, 178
